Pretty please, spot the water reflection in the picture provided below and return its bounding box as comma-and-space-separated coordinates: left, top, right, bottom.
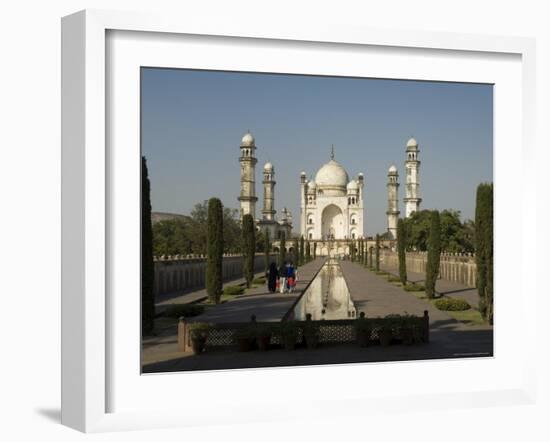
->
293, 259, 356, 320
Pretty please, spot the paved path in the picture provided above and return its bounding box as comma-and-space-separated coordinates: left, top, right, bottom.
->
185, 258, 326, 324
340, 260, 451, 322
340, 261, 492, 356
155, 270, 266, 312
380, 263, 480, 308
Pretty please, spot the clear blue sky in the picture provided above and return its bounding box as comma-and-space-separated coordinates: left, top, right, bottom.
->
141, 68, 493, 236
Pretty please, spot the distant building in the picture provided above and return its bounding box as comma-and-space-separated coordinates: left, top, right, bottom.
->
236, 130, 423, 256
300, 146, 364, 241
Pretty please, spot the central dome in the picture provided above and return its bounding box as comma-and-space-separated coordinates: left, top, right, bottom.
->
315, 160, 349, 195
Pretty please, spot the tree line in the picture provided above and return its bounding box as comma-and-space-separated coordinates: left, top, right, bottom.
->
395, 184, 493, 323
401, 209, 475, 253
152, 201, 266, 257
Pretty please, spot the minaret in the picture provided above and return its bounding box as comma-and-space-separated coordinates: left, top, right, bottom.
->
238, 131, 258, 221
404, 137, 422, 217
262, 162, 276, 220
300, 171, 307, 237
387, 165, 399, 239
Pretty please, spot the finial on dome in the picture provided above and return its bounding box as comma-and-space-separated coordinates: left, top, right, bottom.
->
330, 144, 334, 160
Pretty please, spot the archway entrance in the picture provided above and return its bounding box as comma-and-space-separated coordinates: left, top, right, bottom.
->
321, 204, 344, 240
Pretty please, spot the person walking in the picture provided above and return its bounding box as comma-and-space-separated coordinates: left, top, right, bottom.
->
267, 262, 279, 293
279, 261, 287, 294
286, 262, 296, 293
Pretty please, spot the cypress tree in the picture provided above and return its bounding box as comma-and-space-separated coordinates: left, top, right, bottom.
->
206, 198, 224, 304
486, 184, 493, 324
293, 238, 299, 267
369, 246, 373, 269
475, 185, 487, 316
361, 240, 366, 265
425, 210, 441, 299
278, 232, 286, 268
141, 156, 155, 336
299, 236, 305, 265
263, 229, 271, 274
313, 242, 317, 259
475, 183, 493, 323
375, 234, 380, 271
397, 218, 407, 285
242, 214, 255, 288
351, 241, 356, 262
306, 240, 311, 262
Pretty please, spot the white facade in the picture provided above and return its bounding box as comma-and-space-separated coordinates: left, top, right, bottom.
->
404, 137, 422, 217
300, 150, 364, 240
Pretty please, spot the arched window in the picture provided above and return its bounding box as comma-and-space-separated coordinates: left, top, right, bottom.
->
308, 233, 313, 239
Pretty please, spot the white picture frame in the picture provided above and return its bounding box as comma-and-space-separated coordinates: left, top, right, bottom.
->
61, 9, 537, 433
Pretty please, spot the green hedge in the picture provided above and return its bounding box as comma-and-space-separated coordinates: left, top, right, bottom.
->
404, 283, 425, 292
223, 285, 245, 296
252, 277, 266, 285
434, 297, 471, 311
164, 304, 205, 318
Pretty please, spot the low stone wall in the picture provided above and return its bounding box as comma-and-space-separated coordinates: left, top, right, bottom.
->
154, 254, 276, 297
380, 250, 477, 287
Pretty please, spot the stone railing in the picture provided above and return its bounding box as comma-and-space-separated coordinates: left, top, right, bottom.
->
380, 250, 477, 287
153, 254, 276, 297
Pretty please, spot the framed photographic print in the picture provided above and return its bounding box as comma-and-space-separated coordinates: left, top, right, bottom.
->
61, 9, 537, 433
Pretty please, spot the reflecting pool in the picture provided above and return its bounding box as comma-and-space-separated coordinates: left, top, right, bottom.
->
292, 259, 357, 320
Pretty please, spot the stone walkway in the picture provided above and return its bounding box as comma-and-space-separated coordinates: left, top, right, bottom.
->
155, 270, 267, 313
185, 258, 326, 323
379, 263, 480, 308
340, 260, 492, 350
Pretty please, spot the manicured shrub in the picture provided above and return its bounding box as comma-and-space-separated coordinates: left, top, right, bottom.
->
397, 218, 407, 285
263, 229, 270, 274
293, 238, 299, 267
475, 183, 493, 324
434, 297, 471, 311
369, 246, 373, 268
141, 156, 155, 336
206, 197, 224, 304
404, 283, 425, 292
278, 232, 286, 268
375, 234, 380, 271
223, 285, 245, 296
425, 210, 441, 299
241, 214, 255, 288
299, 236, 305, 265
188, 322, 210, 339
